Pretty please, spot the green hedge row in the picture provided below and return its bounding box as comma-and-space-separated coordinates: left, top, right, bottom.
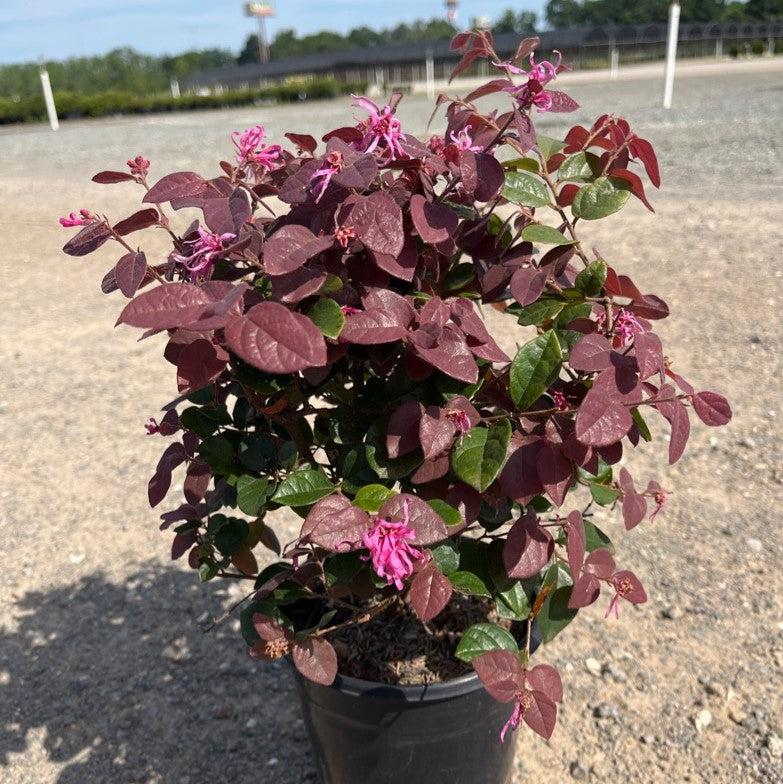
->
0, 78, 365, 125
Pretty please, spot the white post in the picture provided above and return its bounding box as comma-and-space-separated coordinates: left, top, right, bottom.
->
39, 67, 59, 131
662, 1, 680, 110
610, 45, 619, 80
425, 49, 435, 99
767, 36, 775, 57
170, 78, 180, 98
715, 37, 722, 59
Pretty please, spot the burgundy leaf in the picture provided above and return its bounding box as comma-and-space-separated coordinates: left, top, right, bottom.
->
92, 170, 135, 184
171, 531, 197, 561
547, 91, 579, 113
410, 327, 479, 384
387, 401, 424, 458
513, 109, 537, 154
292, 637, 338, 686
575, 387, 633, 447
410, 194, 459, 245
459, 151, 505, 202
564, 510, 585, 579
300, 493, 371, 551
499, 439, 545, 505
341, 309, 408, 345
536, 444, 573, 507
362, 289, 415, 328
278, 159, 323, 205
114, 251, 148, 298
568, 573, 601, 608
176, 338, 228, 393
229, 187, 252, 231
409, 561, 452, 622
378, 493, 447, 546
523, 690, 558, 739
372, 234, 418, 282
610, 169, 654, 212
629, 137, 661, 188
569, 333, 612, 372
148, 443, 187, 508
112, 208, 159, 236
526, 664, 563, 703
668, 399, 690, 465
62, 222, 112, 257
419, 407, 458, 460
472, 650, 525, 703
143, 172, 207, 203
503, 512, 554, 579
184, 458, 212, 504
284, 132, 317, 153
633, 332, 664, 380
263, 225, 334, 276
271, 266, 328, 303
464, 78, 512, 103
349, 191, 404, 257
445, 482, 482, 524
613, 570, 647, 604
622, 490, 647, 530
332, 152, 378, 191
691, 391, 732, 427
410, 454, 450, 485
509, 267, 547, 307
117, 283, 213, 330
584, 548, 616, 579
224, 301, 327, 374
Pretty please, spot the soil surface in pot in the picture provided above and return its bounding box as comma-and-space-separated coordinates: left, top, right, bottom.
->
328, 596, 518, 685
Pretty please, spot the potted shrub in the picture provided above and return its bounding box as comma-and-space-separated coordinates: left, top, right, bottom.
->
61, 30, 731, 784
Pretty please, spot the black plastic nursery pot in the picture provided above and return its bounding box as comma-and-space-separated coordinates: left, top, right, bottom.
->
292, 664, 522, 784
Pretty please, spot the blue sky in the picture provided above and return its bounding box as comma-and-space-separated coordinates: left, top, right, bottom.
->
0, 0, 547, 64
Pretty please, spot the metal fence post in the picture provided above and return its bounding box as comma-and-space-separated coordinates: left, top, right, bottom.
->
39, 67, 59, 131
662, 1, 680, 110
425, 49, 435, 99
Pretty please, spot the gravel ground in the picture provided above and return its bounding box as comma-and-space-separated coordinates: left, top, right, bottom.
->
1, 61, 782, 784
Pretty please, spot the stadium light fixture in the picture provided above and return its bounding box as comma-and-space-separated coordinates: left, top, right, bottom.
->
244, 2, 275, 63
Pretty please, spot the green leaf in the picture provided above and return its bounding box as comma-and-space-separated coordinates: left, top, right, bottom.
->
589, 481, 622, 506
354, 483, 395, 512
449, 570, 492, 597
537, 586, 578, 644
509, 331, 563, 410
536, 134, 566, 160
557, 151, 601, 182
495, 581, 532, 621
521, 224, 574, 246
451, 419, 512, 492
502, 156, 540, 173
502, 171, 550, 208
442, 262, 476, 292
554, 302, 592, 330
214, 518, 249, 557
307, 298, 345, 339
584, 520, 615, 553
427, 499, 462, 527
238, 436, 277, 473
571, 176, 631, 221
575, 259, 608, 296
199, 436, 235, 474
365, 419, 423, 480
236, 476, 269, 516
324, 551, 364, 588
455, 623, 518, 662
513, 298, 566, 326
271, 468, 335, 507
631, 407, 653, 442
431, 540, 460, 575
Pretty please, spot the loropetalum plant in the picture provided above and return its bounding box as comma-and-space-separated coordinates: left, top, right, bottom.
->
61, 31, 732, 742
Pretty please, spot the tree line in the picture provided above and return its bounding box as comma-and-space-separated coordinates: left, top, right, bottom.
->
1, 1, 779, 101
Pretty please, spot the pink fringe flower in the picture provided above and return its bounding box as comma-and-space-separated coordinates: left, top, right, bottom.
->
613, 308, 645, 346
501, 51, 563, 112
449, 127, 483, 153
335, 225, 356, 249
310, 151, 344, 202
352, 95, 407, 161
341, 305, 362, 316
59, 209, 96, 228
500, 692, 534, 743
361, 500, 422, 590
172, 227, 236, 281
552, 390, 569, 412
445, 408, 473, 434
428, 134, 446, 155
144, 418, 160, 435
604, 570, 647, 620
232, 125, 283, 172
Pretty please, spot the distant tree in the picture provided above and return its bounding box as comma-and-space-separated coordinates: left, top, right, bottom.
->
494, 8, 538, 33
545, 0, 759, 26
745, 0, 783, 18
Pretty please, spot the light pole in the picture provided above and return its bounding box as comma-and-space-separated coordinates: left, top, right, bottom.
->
444, 0, 458, 24
244, 2, 275, 63
662, 0, 680, 109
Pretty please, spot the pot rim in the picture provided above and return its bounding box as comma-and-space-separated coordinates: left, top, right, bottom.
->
329, 668, 482, 701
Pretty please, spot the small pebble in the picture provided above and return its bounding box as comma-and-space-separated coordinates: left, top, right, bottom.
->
746, 538, 763, 554
585, 657, 602, 677
662, 606, 684, 620
268, 757, 279, 767
693, 709, 712, 733
569, 760, 589, 780
765, 734, 783, 758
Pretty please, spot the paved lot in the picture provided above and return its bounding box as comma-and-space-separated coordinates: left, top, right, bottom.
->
1, 61, 782, 783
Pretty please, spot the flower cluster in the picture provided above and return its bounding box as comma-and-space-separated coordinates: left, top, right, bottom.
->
172, 227, 236, 281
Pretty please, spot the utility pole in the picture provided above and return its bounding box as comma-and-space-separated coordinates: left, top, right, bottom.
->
244, 3, 275, 63
662, 0, 680, 109
38, 62, 59, 131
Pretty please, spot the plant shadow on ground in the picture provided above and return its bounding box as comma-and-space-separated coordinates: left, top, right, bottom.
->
0, 567, 316, 783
